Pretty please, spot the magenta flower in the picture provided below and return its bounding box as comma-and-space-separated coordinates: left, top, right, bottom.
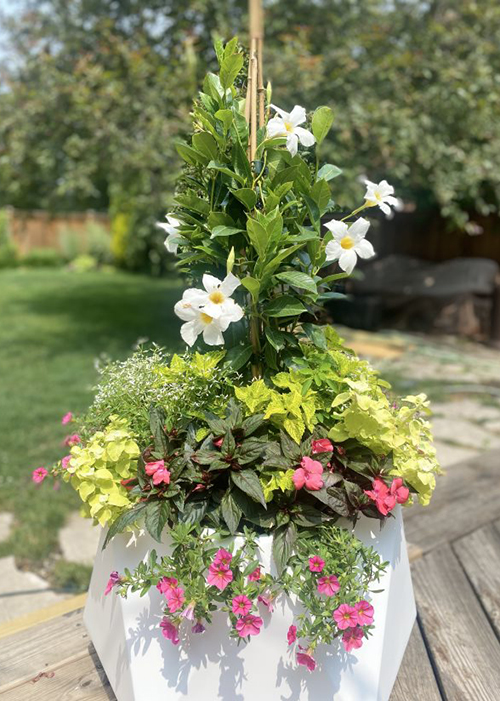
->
297, 651, 316, 672
192, 621, 206, 634
157, 576, 178, 595
160, 618, 180, 646
287, 624, 297, 646
333, 603, 358, 630
258, 594, 274, 612
354, 600, 374, 626
182, 601, 196, 620
292, 456, 324, 491
63, 434, 81, 447
235, 614, 263, 638
207, 563, 233, 591
248, 566, 261, 582
390, 478, 410, 505
311, 438, 333, 454
145, 459, 171, 486
308, 556, 325, 573
32, 467, 48, 483
342, 626, 364, 652
364, 478, 396, 516
104, 571, 120, 596
165, 587, 185, 613
232, 595, 252, 616
213, 548, 233, 567
213, 436, 223, 448
61, 455, 72, 470
61, 412, 73, 425
317, 574, 340, 596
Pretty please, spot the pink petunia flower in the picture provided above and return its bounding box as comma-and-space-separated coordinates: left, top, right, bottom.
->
192, 621, 206, 634
287, 624, 297, 645
181, 601, 196, 620
354, 600, 374, 626
104, 571, 120, 596
207, 563, 233, 591
333, 603, 358, 630
160, 618, 180, 645
258, 594, 274, 612
309, 555, 325, 573
292, 456, 324, 491
232, 595, 252, 616
311, 438, 333, 454
390, 478, 409, 505
235, 614, 263, 637
364, 478, 396, 516
63, 434, 81, 447
317, 574, 340, 596
297, 651, 316, 672
145, 459, 171, 486
165, 587, 185, 613
213, 548, 233, 567
248, 566, 261, 582
61, 412, 73, 425
61, 455, 72, 470
157, 576, 178, 595
342, 625, 364, 652
32, 467, 48, 483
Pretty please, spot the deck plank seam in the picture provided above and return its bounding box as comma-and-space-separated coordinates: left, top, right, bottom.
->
415, 612, 448, 701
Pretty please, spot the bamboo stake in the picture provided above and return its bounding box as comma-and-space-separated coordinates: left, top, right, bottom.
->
249, 37, 258, 162
247, 0, 264, 160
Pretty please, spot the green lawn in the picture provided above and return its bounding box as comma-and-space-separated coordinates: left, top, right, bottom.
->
0, 268, 182, 579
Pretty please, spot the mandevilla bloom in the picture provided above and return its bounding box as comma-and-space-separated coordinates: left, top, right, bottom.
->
213, 548, 233, 567
248, 567, 261, 582
324, 218, 375, 275
207, 562, 233, 591
32, 467, 48, 483
160, 618, 180, 646
61, 412, 73, 425
104, 571, 120, 596
354, 600, 374, 626
317, 574, 340, 597
308, 556, 325, 573
364, 179, 398, 215
333, 603, 358, 630
235, 613, 263, 638
64, 434, 81, 447
267, 105, 315, 157
157, 214, 182, 255
292, 456, 324, 491
342, 625, 364, 652
165, 587, 185, 613
364, 478, 396, 516
287, 624, 297, 646
297, 651, 316, 672
145, 459, 171, 486
311, 438, 333, 454
232, 595, 252, 616
157, 576, 178, 595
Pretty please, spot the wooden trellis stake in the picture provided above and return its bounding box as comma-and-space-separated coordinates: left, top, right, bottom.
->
247, 0, 265, 162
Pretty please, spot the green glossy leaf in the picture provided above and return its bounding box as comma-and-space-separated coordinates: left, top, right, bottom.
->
318, 163, 342, 181
272, 522, 297, 574
144, 500, 171, 543
221, 490, 242, 534
264, 295, 306, 318
233, 188, 258, 209
192, 132, 218, 161
103, 502, 148, 549
276, 271, 317, 293
211, 225, 244, 238
265, 327, 287, 351
246, 218, 268, 259
312, 106, 334, 145
214, 109, 233, 133
207, 161, 246, 185
176, 142, 209, 166
220, 52, 244, 90
311, 179, 331, 214
241, 276, 260, 302
231, 470, 267, 507
224, 344, 253, 371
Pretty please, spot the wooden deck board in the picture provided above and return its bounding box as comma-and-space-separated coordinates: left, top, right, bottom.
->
390, 620, 442, 701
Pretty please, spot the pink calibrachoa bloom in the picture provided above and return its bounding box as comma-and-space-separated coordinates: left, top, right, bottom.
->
157, 576, 178, 595
342, 626, 364, 652
192, 621, 206, 634
287, 624, 297, 645
165, 587, 185, 613
213, 548, 233, 567
390, 478, 410, 504
354, 600, 374, 626
160, 618, 180, 646
207, 563, 233, 591
292, 456, 324, 491
333, 603, 358, 630
232, 595, 252, 616
104, 571, 120, 595
235, 614, 263, 638
64, 434, 81, 447
297, 651, 316, 672
308, 555, 325, 573
61, 412, 73, 425
145, 459, 171, 486
364, 478, 396, 516
61, 455, 72, 470
32, 467, 48, 483
248, 566, 261, 582
258, 594, 274, 612
182, 601, 196, 620
317, 574, 340, 596
311, 438, 333, 454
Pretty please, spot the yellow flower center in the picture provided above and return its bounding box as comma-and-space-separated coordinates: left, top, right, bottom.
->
284, 121, 294, 133
208, 290, 225, 304
340, 236, 355, 250
200, 312, 213, 325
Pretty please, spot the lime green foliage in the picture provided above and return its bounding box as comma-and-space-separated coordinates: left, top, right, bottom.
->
261, 469, 295, 503
63, 416, 140, 526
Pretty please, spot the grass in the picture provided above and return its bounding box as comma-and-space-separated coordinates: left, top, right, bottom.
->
0, 268, 182, 582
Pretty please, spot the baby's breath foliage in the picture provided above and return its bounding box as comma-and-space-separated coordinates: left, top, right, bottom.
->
82, 347, 236, 440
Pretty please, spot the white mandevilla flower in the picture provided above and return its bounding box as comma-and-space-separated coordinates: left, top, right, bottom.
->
364, 180, 399, 216
157, 214, 182, 254
324, 217, 375, 275
266, 105, 315, 157
174, 273, 244, 347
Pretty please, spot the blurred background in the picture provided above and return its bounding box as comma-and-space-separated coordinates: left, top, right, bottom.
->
1, 0, 500, 622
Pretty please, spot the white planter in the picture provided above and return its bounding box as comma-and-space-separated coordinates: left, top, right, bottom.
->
84, 506, 415, 701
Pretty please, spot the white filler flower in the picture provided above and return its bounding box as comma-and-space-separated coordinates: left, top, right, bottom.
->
267, 105, 315, 157
324, 217, 375, 274
364, 180, 399, 216
157, 214, 182, 254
